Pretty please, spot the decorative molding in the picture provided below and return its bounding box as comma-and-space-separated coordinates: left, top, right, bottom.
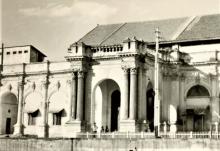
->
6, 84, 12, 91
31, 82, 36, 91
66, 79, 72, 86
56, 81, 61, 90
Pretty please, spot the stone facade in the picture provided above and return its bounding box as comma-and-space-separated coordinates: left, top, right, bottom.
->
1, 14, 220, 137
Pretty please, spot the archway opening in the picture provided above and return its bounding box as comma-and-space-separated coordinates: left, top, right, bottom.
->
93, 79, 120, 132
185, 85, 210, 131
146, 88, 154, 132
0, 92, 18, 134
111, 90, 120, 132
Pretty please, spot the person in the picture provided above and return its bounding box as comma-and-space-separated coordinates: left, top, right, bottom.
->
92, 123, 98, 138
92, 122, 98, 133
105, 126, 109, 133
101, 126, 105, 133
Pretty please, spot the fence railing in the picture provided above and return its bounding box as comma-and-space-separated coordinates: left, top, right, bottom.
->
75, 131, 220, 139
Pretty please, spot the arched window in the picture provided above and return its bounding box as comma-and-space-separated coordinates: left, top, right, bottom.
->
187, 85, 210, 97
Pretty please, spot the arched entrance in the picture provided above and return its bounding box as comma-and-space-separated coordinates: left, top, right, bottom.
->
111, 90, 120, 132
146, 82, 154, 132
0, 91, 18, 134
185, 85, 210, 131
93, 79, 120, 132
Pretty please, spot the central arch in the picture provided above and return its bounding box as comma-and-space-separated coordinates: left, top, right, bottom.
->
93, 79, 121, 132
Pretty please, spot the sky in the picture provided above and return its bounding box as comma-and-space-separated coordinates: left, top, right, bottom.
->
1, 0, 220, 61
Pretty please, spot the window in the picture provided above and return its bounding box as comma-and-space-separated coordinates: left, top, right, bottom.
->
28, 110, 38, 125
13, 51, 17, 54
128, 41, 131, 49
24, 50, 28, 53
6, 52, 10, 55
18, 51, 22, 54
75, 46, 78, 53
53, 112, 62, 125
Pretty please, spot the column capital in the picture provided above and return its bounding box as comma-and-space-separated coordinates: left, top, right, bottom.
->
122, 67, 129, 74
77, 70, 85, 78
41, 80, 50, 89
72, 72, 77, 80
130, 67, 137, 74
18, 81, 25, 88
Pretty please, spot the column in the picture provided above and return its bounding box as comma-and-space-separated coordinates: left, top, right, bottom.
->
76, 70, 85, 120
67, 79, 72, 120
71, 72, 77, 120
14, 80, 25, 135
121, 68, 129, 120
42, 80, 49, 137
129, 67, 137, 120
169, 79, 179, 132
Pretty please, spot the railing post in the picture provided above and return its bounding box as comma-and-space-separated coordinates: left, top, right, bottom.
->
190, 131, 193, 139
98, 132, 101, 139
141, 132, 144, 139
215, 122, 218, 139
112, 132, 115, 139
86, 132, 89, 139
209, 131, 212, 139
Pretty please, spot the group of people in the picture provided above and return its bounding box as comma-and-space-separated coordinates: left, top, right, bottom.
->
92, 123, 109, 133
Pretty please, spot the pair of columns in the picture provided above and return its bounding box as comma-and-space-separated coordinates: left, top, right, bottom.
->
121, 67, 138, 120
69, 71, 85, 121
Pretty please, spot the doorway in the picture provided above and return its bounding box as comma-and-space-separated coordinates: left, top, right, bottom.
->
111, 90, 120, 132
5, 118, 11, 134
147, 88, 154, 132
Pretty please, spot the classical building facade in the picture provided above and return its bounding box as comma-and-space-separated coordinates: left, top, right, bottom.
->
0, 14, 220, 137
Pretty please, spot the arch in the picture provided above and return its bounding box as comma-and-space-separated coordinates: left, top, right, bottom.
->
92, 79, 121, 132
0, 91, 18, 134
48, 91, 68, 125
185, 84, 211, 131
186, 85, 210, 97
24, 92, 43, 108
1, 91, 18, 104
146, 81, 154, 132
111, 90, 120, 132
185, 82, 211, 98
48, 91, 68, 110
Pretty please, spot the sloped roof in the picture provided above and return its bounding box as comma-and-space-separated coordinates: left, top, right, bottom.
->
77, 14, 220, 46
177, 14, 220, 41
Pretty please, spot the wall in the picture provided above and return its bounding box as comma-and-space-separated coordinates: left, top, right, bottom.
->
1, 138, 220, 151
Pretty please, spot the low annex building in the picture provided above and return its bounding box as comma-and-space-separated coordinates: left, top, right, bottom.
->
0, 14, 220, 137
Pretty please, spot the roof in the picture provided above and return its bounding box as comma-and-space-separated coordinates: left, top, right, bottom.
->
77, 14, 220, 46
177, 14, 220, 41
0, 45, 47, 57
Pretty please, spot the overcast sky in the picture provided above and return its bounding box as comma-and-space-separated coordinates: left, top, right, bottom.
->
2, 0, 220, 61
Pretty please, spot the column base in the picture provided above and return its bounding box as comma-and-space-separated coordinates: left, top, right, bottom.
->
48, 120, 86, 138
170, 123, 177, 132
37, 124, 49, 138
119, 120, 137, 132
13, 123, 24, 136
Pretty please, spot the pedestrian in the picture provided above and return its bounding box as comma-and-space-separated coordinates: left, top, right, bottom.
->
101, 126, 105, 133
92, 122, 98, 133
105, 126, 109, 133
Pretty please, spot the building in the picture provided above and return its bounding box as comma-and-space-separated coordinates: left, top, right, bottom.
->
0, 14, 220, 137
